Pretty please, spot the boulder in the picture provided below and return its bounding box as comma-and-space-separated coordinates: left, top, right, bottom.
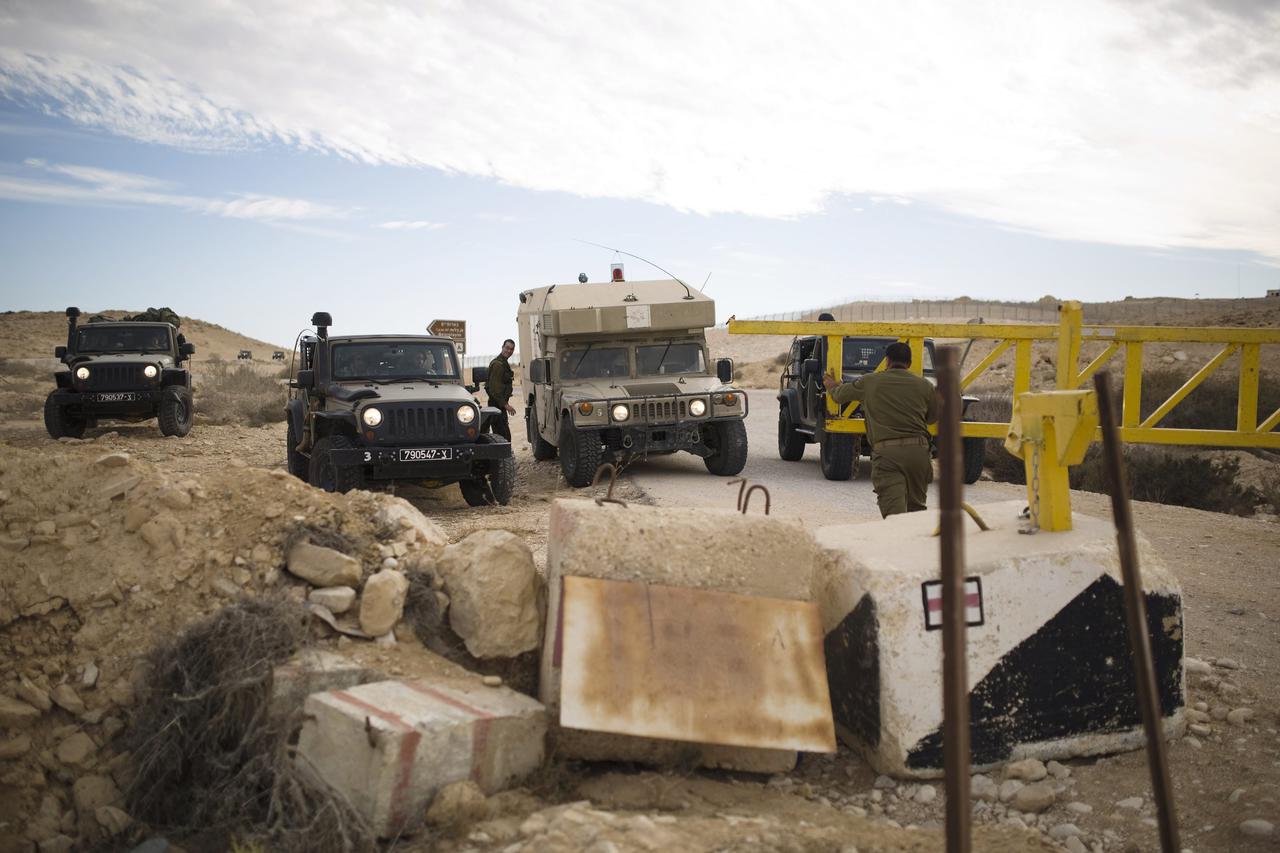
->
1013, 782, 1055, 813
55, 732, 97, 766
50, 684, 86, 715
287, 542, 362, 587
309, 586, 357, 614
425, 780, 489, 828
72, 775, 122, 814
358, 570, 409, 637
374, 498, 448, 555
17, 676, 52, 711
1003, 758, 1047, 781
436, 530, 542, 659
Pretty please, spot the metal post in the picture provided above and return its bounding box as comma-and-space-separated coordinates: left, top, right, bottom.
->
936, 347, 971, 853
1094, 373, 1180, 853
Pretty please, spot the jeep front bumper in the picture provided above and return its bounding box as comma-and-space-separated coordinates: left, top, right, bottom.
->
330, 441, 511, 481
49, 388, 172, 414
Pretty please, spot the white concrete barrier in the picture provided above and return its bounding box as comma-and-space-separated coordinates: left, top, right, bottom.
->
296, 679, 547, 837
814, 499, 1185, 778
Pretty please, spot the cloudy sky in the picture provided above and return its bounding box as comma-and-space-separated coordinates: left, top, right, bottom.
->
2, 0, 1278, 352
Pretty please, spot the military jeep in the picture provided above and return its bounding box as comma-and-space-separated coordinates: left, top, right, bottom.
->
517, 267, 748, 487
778, 334, 987, 484
44, 307, 196, 439
285, 313, 515, 505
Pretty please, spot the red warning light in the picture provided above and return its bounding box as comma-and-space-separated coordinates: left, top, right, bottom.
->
611, 263, 625, 282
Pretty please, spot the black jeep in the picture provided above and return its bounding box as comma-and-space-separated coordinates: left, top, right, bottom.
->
45, 307, 196, 439
285, 313, 516, 505
777, 335, 987, 484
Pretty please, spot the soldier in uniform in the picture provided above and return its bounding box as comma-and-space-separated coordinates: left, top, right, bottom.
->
485, 338, 517, 441
823, 341, 938, 517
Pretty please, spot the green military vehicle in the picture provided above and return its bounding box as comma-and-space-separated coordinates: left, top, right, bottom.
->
778, 334, 987, 483
285, 313, 515, 505
45, 307, 196, 439
517, 266, 748, 487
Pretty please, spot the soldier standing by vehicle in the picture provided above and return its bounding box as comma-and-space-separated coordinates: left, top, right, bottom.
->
822, 341, 938, 518
485, 338, 517, 441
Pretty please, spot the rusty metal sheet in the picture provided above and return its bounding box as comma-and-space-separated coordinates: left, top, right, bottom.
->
558, 576, 836, 753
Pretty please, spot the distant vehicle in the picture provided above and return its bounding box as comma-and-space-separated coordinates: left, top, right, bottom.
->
285, 312, 515, 505
517, 265, 747, 487
272, 351, 285, 360
44, 307, 196, 439
779, 335, 987, 484
238, 350, 253, 360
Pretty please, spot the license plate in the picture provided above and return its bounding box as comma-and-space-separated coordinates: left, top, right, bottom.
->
94, 392, 140, 403
399, 447, 452, 462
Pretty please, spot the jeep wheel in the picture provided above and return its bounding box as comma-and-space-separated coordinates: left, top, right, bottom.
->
43, 393, 86, 440
158, 390, 193, 437
286, 419, 309, 480
559, 419, 602, 488
459, 434, 516, 506
527, 404, 557, 461
819, 432, 854, 481
309, 434, 364, 493
962, 436, 986, 485
703, 419, 748, 476
778, 407, 805, 461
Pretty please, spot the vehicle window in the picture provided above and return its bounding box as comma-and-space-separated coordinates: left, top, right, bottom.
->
77, 326, 170, 353
636, 343, 706, 376
332, 342, 459, 380
841, 338, 935, 374
559, 347, 629, 380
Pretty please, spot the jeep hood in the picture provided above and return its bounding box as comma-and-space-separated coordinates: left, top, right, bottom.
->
336, 381, 476, 405
72, 352, 174, 367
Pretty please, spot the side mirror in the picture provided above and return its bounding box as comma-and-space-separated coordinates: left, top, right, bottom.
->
179, 342, 196, 358
529, 358, 548, 384
471, 366, 489, 385
294, 369, 315, 389
803, 358, 822, 379
716, 358, 734, 384
54, 346, 67, 359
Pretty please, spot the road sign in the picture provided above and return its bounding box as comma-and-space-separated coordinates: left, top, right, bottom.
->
427, 319, 466, 353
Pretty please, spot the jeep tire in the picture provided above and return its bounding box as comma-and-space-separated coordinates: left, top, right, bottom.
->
559, 418, 602, 488
158, 390, 193, 437
286, 418, 309, 480
703, 419, 748, 476
527, 403, 557, 461
819, 431, 854, 481
778, 406, 805, 461
459, 434, 516, 506
43, 393, 86, 440
309, 434, 364, 493
963, 436, 986, 485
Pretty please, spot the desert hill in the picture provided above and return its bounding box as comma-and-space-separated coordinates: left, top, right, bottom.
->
0, 310, 288, 362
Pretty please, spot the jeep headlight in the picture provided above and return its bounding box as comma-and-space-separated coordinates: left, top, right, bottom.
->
362, 407, 383, 427
143, 364, 158, 379
456, 405, 476, 425
611, 404, 630, 422
689, 399, 707, 417
75, 366, 90, 381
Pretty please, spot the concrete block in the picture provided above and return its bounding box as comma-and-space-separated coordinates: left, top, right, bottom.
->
270, 649, 378, 717
541, 499, 827, 772
814, 500, 1185, 779
297, 679, 546, 837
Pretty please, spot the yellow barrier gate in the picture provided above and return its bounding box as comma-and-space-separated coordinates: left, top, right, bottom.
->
728, 302, 1280, 531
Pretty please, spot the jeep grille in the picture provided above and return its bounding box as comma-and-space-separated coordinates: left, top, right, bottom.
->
379, 403, 463, 443
83, 364, 149, 389
629, 398, 688, 424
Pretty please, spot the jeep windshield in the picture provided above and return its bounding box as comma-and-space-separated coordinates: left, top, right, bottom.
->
332, 341, 459, 381
559, 347, 629, 380
76, 326, 171, 354
842, 338, 934, 375
636, 343, 706, 376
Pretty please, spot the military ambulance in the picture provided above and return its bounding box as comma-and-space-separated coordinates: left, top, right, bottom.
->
517, 266, 748, 487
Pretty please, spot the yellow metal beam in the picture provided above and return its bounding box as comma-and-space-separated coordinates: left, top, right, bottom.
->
1139, 344, 1238, 429
960, 339, 1013, 390
1056, 302, 1083, 389
1259, 407, 1280, 435
1082, 325, 1280, 345
1076, 342, 1120, 387
1115, 427, 1280, 449
1238, 343, 1260, 432
729, 319, 1058, 340
1122, 342, 1143, 428
1014, 340, 1032, 397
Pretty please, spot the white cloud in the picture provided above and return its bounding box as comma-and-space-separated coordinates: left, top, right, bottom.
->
375, 220, 447, 230
1, 1, 1278, 257
0, 159, 348, 223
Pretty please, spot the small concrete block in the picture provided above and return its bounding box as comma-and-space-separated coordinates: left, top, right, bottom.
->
297, 679, 546, 838
270, 650, 377, 716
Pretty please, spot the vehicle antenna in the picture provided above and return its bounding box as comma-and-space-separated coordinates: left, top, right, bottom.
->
701, 272, 712, 292
572, 239, 696, 300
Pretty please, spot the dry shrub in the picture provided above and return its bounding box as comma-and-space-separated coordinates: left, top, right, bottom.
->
1071, 447, 1261, 516
1140, 368, 1280, 431
195, 362, 287, 426
126, 597, 374, 851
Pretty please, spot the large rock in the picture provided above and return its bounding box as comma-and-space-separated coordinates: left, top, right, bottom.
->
0, 693, 42, 728
436, 530, 542, 659
425, 780, 488, 828
375, 498, 448, 555
309, 586, 357, 614
287, 542, 362, 588
359, 570, 409, 637
50, 684, 86, 715
72, 775, 122, 814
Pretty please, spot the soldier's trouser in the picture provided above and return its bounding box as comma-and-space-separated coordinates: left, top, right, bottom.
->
870, 445, 933, 518
488, 410, 511, 442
